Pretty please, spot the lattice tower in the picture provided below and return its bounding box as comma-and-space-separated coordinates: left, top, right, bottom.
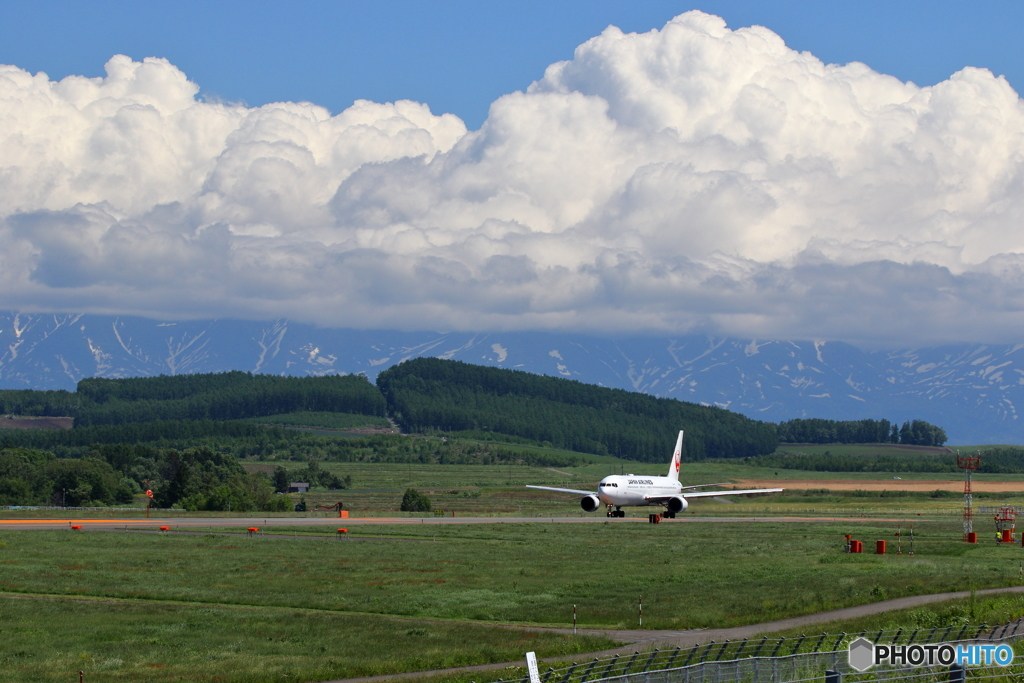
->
957, 452, 981, 541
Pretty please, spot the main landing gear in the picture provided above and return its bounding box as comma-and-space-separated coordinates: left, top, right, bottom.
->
606, 506, 625, 518
662, 510, 676, 519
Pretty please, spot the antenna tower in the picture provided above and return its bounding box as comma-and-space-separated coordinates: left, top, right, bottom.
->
957, 451, 981, 541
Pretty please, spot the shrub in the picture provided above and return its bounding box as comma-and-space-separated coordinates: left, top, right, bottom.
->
262, 495, 293, 512
400, 488, 431, 512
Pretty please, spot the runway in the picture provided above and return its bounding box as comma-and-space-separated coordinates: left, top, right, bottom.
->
0, 514, 913, 530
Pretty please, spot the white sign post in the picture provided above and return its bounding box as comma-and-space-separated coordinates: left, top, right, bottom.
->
526, 651, 541, 683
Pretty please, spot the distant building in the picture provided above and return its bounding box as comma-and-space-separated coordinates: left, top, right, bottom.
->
289, 482, 310, 493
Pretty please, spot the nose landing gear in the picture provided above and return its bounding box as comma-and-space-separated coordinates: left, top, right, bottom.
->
606, 506, 625, 518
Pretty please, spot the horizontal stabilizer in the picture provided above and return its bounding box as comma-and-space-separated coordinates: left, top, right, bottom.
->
525, 485, 595, 496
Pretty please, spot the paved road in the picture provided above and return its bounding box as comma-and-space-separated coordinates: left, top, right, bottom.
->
0, 514, 912, 530
319, 586, 1024, 683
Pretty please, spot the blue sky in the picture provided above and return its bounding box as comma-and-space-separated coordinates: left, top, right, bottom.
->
2, 1, 1021, 129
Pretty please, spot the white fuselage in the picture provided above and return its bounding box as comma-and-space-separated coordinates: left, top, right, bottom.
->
597, 474, 681, 507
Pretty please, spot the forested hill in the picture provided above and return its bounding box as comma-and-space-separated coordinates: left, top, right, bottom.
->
0, 364, 949, 464
0, 372, 387, 425
376, 358, 779, 461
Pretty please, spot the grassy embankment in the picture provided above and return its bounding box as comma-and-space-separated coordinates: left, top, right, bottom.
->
4, 517, 1024, 681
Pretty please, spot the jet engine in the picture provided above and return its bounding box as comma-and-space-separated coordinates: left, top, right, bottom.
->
666, 496, 689, 514
580, 495, 601, 512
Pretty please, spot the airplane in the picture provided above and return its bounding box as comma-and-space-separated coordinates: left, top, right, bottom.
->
526, 430, 783, 517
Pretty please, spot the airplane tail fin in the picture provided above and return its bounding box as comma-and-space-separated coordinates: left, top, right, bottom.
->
668, 430, 683, 482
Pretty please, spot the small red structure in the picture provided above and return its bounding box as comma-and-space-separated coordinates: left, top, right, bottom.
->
995, 507, 1017, 543
246, 527, 260, 537
69, 525, 82, 531
159, 526, 170, 532
315, 501, 347, 517
876, 540, 887, 554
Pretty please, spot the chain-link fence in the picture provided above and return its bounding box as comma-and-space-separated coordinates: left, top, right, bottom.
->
498, 619, 1024, 683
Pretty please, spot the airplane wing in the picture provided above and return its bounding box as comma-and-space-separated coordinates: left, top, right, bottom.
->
643, 487, 783, 502
679, 488, 784, 498
525, 485, 596, 496
678, 482, 728, 490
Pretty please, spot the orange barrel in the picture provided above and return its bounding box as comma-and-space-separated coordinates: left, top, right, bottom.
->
851, 540, 862, 553
1003, 529, 1013, 543
876, 540, 886, 554
967, 532, 978, 543
340, 510, 349, 519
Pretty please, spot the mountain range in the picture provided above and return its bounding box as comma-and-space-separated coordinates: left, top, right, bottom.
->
0, 311, 1019, 445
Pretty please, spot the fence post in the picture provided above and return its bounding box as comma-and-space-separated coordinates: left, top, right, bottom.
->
579, 658, 600, 683
642, 650, 658, 674
831, 633, 847, 652
825, 670, 841, 683
666, 648, 681, 670
622, 651, 640, 676
600, 655, 619, 680
770, 638, 786, 657
559, 663, 579, 683
715, 640, 730, 661
753, 636, 769, 658
813, 633, 828, 652
683, 645, 700, 667
948, 665, 965, 683
892, 628, 903, 645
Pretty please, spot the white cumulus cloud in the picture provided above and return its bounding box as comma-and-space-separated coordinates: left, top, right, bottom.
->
2, 12, 1024, 347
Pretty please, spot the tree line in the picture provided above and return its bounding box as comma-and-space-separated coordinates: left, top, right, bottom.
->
777, 418, 947, 447
0, 372, 386, 425
0, 444, 292, 511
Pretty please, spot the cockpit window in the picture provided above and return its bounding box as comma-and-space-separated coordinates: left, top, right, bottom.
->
600, 482, 617, 487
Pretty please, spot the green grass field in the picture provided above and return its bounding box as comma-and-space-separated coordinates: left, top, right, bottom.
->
4, 515, 1024, 681
7, 437, 1024, 682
